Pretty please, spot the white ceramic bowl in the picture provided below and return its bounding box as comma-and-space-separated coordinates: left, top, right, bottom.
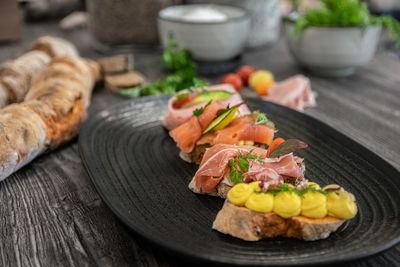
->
158, 4, 250, 61
285, 22, 382, 77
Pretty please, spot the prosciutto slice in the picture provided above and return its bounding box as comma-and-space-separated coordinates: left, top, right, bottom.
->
163, 84, 250, 130
262, 75, 316, 111
193, 144, 306, 193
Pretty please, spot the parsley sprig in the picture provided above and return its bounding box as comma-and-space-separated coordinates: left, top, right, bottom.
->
121, 36, 208, 98
229, 150, 264, 184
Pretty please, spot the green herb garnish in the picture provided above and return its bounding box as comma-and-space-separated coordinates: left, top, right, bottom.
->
121, 36, 208, 98
193, 100, 212, 116
251, 110, 275, 127
257, 183, 330, 196
229, 150, 264, 184
287, 0, 400, 50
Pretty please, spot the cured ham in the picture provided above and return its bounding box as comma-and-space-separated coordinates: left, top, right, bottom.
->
262, 75, 316, 111
163, 84, 250, 130
189, 144, 307, 196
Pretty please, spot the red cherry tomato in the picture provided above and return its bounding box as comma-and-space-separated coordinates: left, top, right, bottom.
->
236, 65, 257, 85
172, 92, 197, 109
220, 73, 243, 92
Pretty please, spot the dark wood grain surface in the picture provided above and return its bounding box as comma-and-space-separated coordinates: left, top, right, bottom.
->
0, 20, 399, 267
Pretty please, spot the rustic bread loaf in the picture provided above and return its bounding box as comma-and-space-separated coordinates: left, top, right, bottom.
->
31, 36, 79, 58
0, 36, 78, 108
0, 56, 100, 181
213, 200, 344, 241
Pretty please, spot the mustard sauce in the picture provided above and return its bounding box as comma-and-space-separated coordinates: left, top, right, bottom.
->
273, 191, 301, 218
245, 192, 274, 213
227, 182, 357, 220
227, 183, 253, 206
301, 191, 327, 218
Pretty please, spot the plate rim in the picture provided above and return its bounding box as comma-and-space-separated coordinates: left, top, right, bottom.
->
79, 95, 400, 266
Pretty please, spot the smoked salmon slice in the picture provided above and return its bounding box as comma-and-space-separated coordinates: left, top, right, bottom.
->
170, 106, 275, 154
169, 101, 225, 153
212, 115, 274, 146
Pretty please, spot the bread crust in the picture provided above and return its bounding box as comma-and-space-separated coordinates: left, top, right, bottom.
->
31, 36, 79, 58
0, 56, 100, 180
213, 200, 345, 241
0, 36, 79, 109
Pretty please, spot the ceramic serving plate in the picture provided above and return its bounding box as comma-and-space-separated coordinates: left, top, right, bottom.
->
79, 96, 400, 266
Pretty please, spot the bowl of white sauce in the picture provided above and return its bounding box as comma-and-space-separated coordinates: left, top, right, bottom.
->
158, 4, 251, 61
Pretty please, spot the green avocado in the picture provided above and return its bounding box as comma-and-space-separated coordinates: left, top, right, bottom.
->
181, 90, 234, 108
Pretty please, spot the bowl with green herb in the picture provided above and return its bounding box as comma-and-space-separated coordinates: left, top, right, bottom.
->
284, 0, 400, 77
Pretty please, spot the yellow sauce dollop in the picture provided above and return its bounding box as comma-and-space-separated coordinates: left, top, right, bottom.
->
301, 191, 327, 218
307, 182, 321, 189
323, 184, 344, 192
245, 193, 274, 213
227, 183, 253, 206
273, 191, 301, 218
327, 191, 357, 219
249, 181, 262, 192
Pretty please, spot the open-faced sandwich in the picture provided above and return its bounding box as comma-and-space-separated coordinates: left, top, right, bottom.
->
169, 102, 276, 164
213, 182, 357, 241
188, 140, 307, 197
163, 84, 250, 130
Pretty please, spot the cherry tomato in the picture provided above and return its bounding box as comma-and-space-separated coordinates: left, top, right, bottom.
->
220, 73, 243, 92
249, 70, 274, 89
236, 65, 257, 84
172, 92, 197, 109
254, 80, 275, 96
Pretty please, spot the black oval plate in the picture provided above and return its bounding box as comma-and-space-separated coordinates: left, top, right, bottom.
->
79, 96, 400, 266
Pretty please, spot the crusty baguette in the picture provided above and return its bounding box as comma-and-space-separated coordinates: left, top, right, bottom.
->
31, 36, 79, 58
213, 200, 345, 241
0, 36, 79, 108
0, 50, 51, 106
0, 56, 100, 181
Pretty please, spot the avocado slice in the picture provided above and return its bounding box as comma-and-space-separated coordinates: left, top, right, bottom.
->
181, 90, 234, 108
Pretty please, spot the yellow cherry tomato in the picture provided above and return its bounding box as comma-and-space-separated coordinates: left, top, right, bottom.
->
213, 107, 239, 131
227, 183, 253, 206
301, 191, 328, 218
249, 70, 274, 89
254, 80, 275, 96
307, 182, 321, 190
273, 191, 301, 218
245, 192, 274, 213
327, 191, 357, 219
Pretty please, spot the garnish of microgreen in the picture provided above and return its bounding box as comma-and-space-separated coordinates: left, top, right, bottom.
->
193, 100, 212, 116
229, 149, 264, 184
251, 110, 275, 127
256, 183, 331, 196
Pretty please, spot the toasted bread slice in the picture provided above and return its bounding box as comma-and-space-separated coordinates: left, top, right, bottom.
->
213, 201, 344, 241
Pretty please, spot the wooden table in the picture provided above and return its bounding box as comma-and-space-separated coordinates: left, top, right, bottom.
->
0, 21, 399, 266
